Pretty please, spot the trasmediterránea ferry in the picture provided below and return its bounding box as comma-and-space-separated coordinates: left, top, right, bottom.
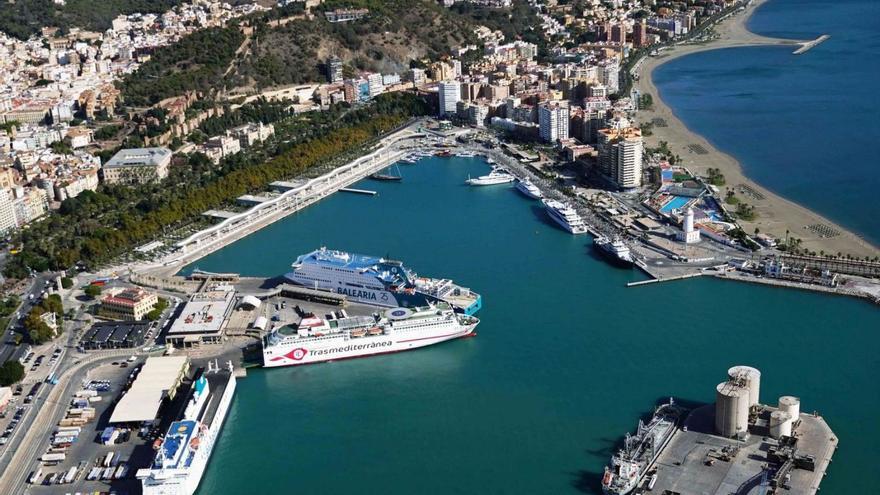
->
262, 304, 479, 367
285, 248, 482, 315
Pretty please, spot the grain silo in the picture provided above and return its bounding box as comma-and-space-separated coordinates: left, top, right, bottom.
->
778, 396, 801, 421
727, 365, 761, 407
715, 381, 750, 438
769, 410, 793, 439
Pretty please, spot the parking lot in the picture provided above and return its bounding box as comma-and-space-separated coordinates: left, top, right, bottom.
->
23, 361, 146, 494
0, 346, 64, 449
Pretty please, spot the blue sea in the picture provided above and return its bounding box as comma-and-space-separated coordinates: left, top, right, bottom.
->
181, 155, 880, 494
653, 0, 880, 246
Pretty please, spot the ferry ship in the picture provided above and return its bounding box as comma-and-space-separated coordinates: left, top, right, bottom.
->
594, 236, 634, 268
515, 177, 542, 199
466, 168, 515, 186
542, 199, 588, 234
602, 399, 683, 495
262, 303, 479, 367
138, 361, 236, 495
285, 248, 482, 315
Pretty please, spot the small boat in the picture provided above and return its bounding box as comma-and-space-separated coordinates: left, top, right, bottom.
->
515, 177, 542, 199
370, 173, 402, 181
435, 150, 452, 157
351, 329, 367, 338
370, 164, 403, 181
368, 327, 383, 335
466, 168, 515, 186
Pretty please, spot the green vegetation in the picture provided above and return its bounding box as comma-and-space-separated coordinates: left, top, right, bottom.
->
50, 141, 73, 155
0, 296, 20, 319
725, 190, 740, 205
450, 0, 549, 58
672, 172, 692, 183
639, 93, 654, 110
94, 124, 121, 141
735, 202, 757, 221
4, 93, 429, 275
706, 167, 726, 187
61, 277, 74, 289
0, 361, 25, 387
0, 0, 184, 40
145, 297, 170, 321
0, 120, 20, 134
234, 0, 486, 90
24, 294, 63, 344
84, 284, 103, 299
639, 122, 654, 137
117, 27, 244, 106
196, 98, 296, 137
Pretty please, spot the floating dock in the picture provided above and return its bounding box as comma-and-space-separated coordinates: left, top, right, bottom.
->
794, 34, 830, 54
340, 187, 377, 195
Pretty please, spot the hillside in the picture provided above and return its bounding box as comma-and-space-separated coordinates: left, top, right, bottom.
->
0, 0, 184, 40
229, 0, 479, 90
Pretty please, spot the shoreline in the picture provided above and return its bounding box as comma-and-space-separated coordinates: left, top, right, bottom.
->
635, 0, 879, 258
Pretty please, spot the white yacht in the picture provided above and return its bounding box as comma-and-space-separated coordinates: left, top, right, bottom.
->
466, 168, 515, 186
515, 177, 543, 199
542, 199, 588, 234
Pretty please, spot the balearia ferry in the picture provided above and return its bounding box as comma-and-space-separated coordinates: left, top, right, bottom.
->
262, 303, 479, 367
285, 248, 482, 315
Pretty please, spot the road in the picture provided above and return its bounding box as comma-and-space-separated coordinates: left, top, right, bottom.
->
0, 273, 58, 365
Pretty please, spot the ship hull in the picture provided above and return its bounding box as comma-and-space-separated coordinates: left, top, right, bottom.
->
515, 182, 542, 200
263, 323, 477, 367
594, 245, 634, 268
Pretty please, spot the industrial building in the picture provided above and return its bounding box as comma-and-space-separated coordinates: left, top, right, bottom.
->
108, 356, 190, 425
642, 366, 837, 495
80, 321, 150, 350
165, 285, 236, 347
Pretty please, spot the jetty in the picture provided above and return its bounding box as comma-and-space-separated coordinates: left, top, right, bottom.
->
340, 187, 377, 195
793, 34, 830, 54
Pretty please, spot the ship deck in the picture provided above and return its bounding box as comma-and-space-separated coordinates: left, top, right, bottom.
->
200, 370, 233, 429
648, 404, 837, 495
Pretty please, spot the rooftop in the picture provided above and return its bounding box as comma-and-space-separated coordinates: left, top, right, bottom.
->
104, 147, 172, 169
109, 355, 189, 424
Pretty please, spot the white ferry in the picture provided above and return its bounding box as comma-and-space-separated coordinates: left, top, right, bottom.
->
542, 199, 588, 234
262, 304, 478, 367
286, 248, 482, 315
138, 362, 236, 495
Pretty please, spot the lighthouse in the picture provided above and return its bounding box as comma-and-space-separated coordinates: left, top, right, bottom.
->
676, 207, 701, 244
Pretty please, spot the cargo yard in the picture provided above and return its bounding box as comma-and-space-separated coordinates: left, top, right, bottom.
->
603, 366, 838, 495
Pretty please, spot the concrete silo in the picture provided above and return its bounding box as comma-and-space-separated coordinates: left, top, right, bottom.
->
727, 365, 761, 407
770, 410, 793, 439
715, 381, 750, 438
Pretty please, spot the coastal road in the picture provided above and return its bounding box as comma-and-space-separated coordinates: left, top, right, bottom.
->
0, 273, 57, 365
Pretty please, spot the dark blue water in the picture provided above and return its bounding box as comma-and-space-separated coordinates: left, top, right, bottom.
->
183, 157, 880, 494
653, 0, 880, 245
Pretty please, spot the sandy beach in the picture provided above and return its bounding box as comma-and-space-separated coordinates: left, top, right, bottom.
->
635, 0, 879, 258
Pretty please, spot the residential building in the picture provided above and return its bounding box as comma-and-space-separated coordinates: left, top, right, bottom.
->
327, 56, 343, 83
597, 127, 643, 189
438, 81, 461, 116
538, 101, 569, 143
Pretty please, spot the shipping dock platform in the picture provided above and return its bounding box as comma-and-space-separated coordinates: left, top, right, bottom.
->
607, 366, 837, 495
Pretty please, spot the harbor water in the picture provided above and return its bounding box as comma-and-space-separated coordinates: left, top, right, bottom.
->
653, 0, 880, 246
183, 156, 880, 494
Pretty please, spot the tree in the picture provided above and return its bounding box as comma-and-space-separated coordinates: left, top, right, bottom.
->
61, 277, 73, 289
84, 284, 103, 299
0, 361, 25, 387
24, 306, 55, 345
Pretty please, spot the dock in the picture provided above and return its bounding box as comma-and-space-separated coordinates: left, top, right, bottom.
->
627, 272, 703, 287
340, 187, 377, 195
650, 404, 836, 495
793, 34, 830, 54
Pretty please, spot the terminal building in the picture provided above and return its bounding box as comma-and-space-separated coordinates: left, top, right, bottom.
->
165, 285, 236, 348
109, 355, 190, 426
80, 320, 149, 350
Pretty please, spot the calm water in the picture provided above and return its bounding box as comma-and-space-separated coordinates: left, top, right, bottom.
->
183, 157, 880, 494
653, 0, 880, 245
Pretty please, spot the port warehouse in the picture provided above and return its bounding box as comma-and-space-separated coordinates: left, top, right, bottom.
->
108, 356, 189, 425
80, 321, 150, 350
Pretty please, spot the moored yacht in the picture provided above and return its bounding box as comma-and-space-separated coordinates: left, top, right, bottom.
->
515, 177, 543, 199
542, 199, 588, 234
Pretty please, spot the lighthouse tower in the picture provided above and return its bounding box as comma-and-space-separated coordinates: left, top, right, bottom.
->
676, 207, 701, 244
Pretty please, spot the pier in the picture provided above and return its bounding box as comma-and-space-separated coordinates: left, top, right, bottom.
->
340, 187, 377, 195
626, 272, 703, 287
793, 34, 830, 54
